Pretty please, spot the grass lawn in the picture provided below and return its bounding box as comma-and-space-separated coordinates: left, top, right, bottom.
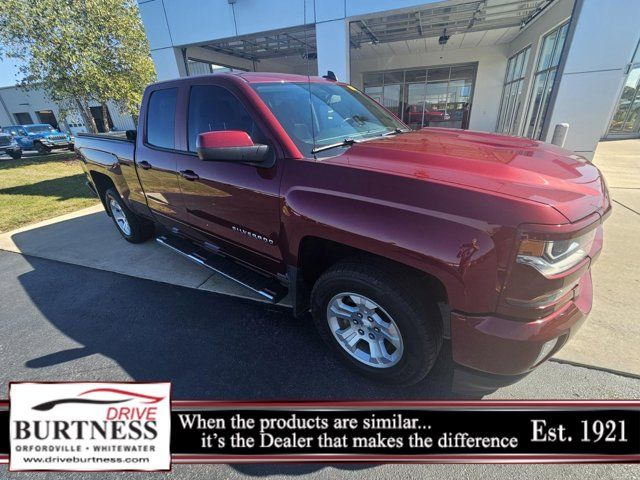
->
0, 152, 99, 233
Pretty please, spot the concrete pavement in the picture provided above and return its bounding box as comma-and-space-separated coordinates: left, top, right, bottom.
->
0, 140, 638, 375
0, 205, 281, 304
552, 139, 640, 374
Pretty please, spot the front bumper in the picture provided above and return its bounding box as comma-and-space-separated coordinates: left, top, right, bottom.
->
38, 138, 73, 149
450, 270, 592, 390
0, 145, 21, 155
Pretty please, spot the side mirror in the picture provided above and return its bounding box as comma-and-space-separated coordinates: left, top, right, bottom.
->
196, 131, 273, 166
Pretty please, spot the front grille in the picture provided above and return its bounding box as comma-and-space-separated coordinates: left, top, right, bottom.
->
48, 135, 66, 141
0, 136, 11, 146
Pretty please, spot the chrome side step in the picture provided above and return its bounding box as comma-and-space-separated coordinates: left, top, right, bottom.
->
156, 235, 287, 303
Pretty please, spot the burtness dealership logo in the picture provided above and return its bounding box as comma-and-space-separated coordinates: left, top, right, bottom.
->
9, 382, 171, 471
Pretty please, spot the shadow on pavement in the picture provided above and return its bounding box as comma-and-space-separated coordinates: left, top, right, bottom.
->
7, 225, 470, 477
16, 252, 461, 400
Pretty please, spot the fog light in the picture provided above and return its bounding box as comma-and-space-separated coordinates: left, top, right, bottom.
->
533, 338, 558, 366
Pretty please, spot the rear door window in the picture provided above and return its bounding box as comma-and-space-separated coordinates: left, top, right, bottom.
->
146, 88, 178, 149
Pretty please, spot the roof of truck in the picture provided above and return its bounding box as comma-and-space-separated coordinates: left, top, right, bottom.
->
234, 72, 339, 84
149, 71, 344, 89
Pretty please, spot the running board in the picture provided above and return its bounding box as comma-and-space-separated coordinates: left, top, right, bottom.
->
156, 235, 287, 303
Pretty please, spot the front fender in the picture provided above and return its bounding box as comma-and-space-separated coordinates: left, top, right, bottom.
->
282, 176, 507, 314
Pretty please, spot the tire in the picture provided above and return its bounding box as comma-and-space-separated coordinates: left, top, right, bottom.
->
9, 150, 22, 160
311, 258, 443, 385
104, 188, 153, 243
35, 143, 51, 155
68, 144, 75, 152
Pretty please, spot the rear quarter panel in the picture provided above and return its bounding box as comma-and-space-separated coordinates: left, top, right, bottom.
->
75, 135, 151, 217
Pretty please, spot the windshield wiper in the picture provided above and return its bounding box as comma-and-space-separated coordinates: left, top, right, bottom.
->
382, 128, 411, 136
311, 138, 358, 154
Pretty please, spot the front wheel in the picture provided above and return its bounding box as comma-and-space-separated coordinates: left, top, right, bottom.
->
35, 143, 51, 155
310, 259, 443, 385
104, 188, 153, 243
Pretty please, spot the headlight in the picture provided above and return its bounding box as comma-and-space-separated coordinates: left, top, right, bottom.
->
516, 229, 596, 277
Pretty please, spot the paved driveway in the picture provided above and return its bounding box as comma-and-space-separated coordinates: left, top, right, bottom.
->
1, 250, 639, 480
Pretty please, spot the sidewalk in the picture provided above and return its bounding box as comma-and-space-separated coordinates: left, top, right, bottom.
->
1, 140, 638, 375
552, 139, 640, 375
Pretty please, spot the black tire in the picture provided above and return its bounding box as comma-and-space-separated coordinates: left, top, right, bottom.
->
9, 150, 22, 160
311, 258, 443, 385
104, 188, 153, 243
35, 143, 51, 155
68, 144, 75, 152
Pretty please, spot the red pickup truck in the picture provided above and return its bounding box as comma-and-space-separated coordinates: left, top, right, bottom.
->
75, 72, 610, 393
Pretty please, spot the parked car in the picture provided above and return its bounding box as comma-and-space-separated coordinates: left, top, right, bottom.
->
2, 124, 74, 154
404, 105, 451, 126
74, 72, 610, 393
0, 131, 22, 159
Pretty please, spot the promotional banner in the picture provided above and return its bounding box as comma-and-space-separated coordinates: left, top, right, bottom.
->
0, 384, 638, 470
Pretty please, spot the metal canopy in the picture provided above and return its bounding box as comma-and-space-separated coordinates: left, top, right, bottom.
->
199, 0, 552, 61
350, 0, 553, 48
201, 25, 316, 61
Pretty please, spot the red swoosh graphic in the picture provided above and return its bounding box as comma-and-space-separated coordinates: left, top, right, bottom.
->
79, 388, 164, 404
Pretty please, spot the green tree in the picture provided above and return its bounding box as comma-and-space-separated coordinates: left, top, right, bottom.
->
0, 0, 155, 133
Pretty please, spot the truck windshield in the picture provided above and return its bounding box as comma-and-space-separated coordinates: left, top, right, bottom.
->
252, 82, 406, 157
25, 125, 55, 133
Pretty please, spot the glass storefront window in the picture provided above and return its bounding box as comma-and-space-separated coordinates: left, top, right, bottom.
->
496, 46, 531, 135
608, 40, 640, 137
363, 63, 476, 130
523, 22, 569, 139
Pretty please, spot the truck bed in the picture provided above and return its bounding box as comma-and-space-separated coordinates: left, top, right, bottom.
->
75, 132, 136, 166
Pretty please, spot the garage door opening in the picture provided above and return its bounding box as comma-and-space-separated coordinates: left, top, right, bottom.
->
36, 110, 59, 129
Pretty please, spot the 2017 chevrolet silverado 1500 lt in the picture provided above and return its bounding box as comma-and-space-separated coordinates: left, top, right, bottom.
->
75, 72, 610, 392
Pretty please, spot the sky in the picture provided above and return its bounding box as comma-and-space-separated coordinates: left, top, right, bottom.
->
0, 57, 23, 87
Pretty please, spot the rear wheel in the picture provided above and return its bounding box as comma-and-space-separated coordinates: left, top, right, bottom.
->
310, 259, 443, 385
104, 188, 153, 243
9, 150, 22, 160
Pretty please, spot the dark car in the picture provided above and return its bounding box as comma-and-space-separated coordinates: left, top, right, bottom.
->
74, 72, 610, 393
0, 131, 22, 159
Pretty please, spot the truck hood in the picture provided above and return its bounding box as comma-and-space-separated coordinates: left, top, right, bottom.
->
344, 128, 609, 222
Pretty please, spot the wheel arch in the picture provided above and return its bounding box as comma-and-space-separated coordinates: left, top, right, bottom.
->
89, 170, 117, 214
292, 235, 452, 322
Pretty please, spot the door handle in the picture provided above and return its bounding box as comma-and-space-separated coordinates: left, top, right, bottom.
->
138, 160, 152, 170
179, 170, 199, 181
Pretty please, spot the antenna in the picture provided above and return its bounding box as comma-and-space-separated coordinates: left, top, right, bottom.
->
304, 0, 317, 158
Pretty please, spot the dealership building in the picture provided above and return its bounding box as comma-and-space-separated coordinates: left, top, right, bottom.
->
139, 0, 639, 159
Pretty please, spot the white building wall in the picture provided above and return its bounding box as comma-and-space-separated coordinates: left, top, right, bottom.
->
351, 45, 509, 133
545, 0, 640, 158
138, 0, 640, 158
0, 85, 135, 132
138, 0, 439, 51
138, 0, 443, 81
